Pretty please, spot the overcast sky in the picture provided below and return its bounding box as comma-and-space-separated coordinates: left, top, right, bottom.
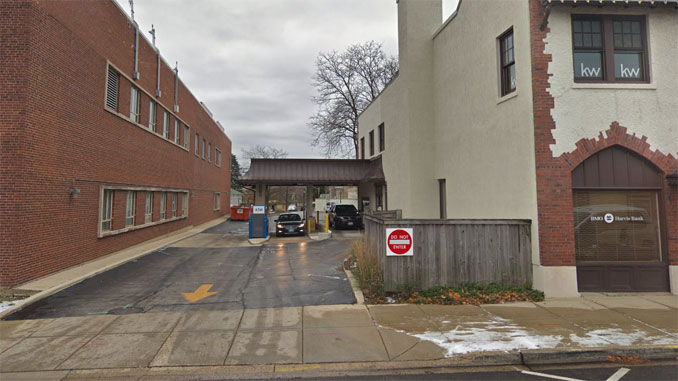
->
115, 0, 459, 159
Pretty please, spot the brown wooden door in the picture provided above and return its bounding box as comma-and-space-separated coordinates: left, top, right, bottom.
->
572, 146, 669, 292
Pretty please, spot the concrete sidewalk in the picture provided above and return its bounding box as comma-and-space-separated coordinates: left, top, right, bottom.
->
1, 294, 676, 379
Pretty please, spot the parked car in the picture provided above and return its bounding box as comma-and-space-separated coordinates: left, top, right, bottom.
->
275, 213, 305, 237
329, 204, 362, 230
287, 204, 297, 211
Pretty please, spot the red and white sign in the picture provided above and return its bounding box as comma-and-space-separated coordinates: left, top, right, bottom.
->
386, 228, 413, 256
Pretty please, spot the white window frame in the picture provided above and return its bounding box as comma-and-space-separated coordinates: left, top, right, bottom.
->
182, 193, 188, 216
125, 191, 136, 227
184, 126, 190, 149
214, 192, 221, 211
171, 193, 177, 217
160, 191, 167, 219
148, 101, 156, 131
163, 111, 170, 139
101, 189, 113, 232
174, 119, 180, 144
130, 87, 140, 123
144, 191, 153, 223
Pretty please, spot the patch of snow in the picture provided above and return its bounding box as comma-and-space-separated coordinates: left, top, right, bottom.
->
386, 297, 397, 304
0, 300, 23, 314
408, 317, 563, 357
570, 328, 678, 347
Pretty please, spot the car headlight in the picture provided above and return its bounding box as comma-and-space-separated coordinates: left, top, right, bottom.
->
298, 223, 305, 228
277, 224, 283, 228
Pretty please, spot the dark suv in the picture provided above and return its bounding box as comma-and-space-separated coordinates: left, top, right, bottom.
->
329, 204, 362, 230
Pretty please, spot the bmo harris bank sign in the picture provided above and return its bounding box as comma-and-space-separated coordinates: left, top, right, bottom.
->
386, 228, 414, 257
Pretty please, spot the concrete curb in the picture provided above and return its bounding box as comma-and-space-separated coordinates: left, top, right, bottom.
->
2, 345, 674, 379
248, 235, 271, 245
343, 257, 365, 305
309, 232, 332, 241
0, 216, 229, 320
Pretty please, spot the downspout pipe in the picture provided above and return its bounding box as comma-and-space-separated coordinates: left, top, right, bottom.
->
174, 62, 179, 112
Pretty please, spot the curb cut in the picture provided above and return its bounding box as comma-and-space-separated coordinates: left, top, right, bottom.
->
0, 216, 229, 320
343, 257, 365, 305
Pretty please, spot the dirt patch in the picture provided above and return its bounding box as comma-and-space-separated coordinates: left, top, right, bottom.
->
0, 288, 39, 302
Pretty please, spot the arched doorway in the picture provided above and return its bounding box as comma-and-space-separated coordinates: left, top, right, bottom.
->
572, 145, 669, 292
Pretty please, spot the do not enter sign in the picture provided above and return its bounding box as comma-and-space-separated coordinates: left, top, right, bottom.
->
386, 228, 413, 256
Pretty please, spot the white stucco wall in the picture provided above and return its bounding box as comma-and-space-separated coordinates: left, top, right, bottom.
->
546, 7, 678, 157
431, 0, 540, 267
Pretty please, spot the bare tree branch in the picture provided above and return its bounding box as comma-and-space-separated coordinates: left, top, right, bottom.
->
309, 41, 398, 158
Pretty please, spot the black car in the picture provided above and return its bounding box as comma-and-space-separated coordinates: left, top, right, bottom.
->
275, 213, 305, 237
329, 204, 362, 230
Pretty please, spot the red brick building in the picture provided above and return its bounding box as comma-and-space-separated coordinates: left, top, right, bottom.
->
1, 0, 231, 287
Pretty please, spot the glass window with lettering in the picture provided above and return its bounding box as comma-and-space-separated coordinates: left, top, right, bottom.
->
572, 15, 647, 82
573, 191, 661, 262
572, 19, 603, 79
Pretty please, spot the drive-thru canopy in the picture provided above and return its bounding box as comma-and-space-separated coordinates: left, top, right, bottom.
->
237, 158, 385, 219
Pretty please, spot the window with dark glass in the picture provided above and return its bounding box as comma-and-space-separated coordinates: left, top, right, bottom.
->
572, 15, 647, 82
369, 130, 374, 157
360, 137, 365, 159
499, 29, 515, 96
378, 123, 385, 152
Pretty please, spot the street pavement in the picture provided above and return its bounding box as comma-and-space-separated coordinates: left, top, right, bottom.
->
5, 221, 355, 319
1, 219, 677, 379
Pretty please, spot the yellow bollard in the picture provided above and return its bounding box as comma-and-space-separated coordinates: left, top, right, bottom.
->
325, 213, 329, 233
308, 218, 312, 233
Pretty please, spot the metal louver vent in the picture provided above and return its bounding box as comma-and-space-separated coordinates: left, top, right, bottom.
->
106, 67, 119, 110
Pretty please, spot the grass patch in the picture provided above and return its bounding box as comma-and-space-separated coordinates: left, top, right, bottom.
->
348, 239, 383, 299
369, 283, 544, 305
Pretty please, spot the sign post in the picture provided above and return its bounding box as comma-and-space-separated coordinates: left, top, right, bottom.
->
386, 228, 413, 256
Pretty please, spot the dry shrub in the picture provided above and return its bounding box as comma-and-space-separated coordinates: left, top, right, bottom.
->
351, 239, 383, 297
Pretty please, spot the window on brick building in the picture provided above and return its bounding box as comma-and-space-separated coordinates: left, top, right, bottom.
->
182, 193, 188, 216
148, 101, 156, 131
106, 67, 119, 111
215, 148, 222, 167
174, 120, 180, 144
144, 191, 153, 223
360, 137, 365, 159
195, 133, 200, 155
572, 15, 648, 82
160, 192, 167, 219
202, 139, 206, 159
208, 143, 212, 162
101, 189, 113, 232
499, 28, 516, 96
125, 191, 136, 227
130, 87, 140, 123
163, 111, 170, 139
369, 130, 374, 157
378, 123, 385, 152
214, 192, 221, 211
171, 193, 177, 217
184, 126, 190, 149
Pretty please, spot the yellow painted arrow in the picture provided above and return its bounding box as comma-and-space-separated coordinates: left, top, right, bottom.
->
182, 284, 218, 303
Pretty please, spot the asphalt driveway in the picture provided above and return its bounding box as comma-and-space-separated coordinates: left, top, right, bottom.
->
5, 221, 356, 320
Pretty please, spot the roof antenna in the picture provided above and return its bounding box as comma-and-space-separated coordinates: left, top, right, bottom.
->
129, 0, 135, 20
149, 24, 156, 46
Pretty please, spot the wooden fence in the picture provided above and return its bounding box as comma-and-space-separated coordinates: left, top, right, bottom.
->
363, 214, 532, 291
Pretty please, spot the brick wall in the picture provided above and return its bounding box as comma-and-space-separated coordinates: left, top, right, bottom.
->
0, 0, 231, 287
528, 0, 677, 269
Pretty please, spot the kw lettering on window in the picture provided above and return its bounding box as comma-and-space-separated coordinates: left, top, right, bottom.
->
580, 63, 601, 77
620, 64, 640, 78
